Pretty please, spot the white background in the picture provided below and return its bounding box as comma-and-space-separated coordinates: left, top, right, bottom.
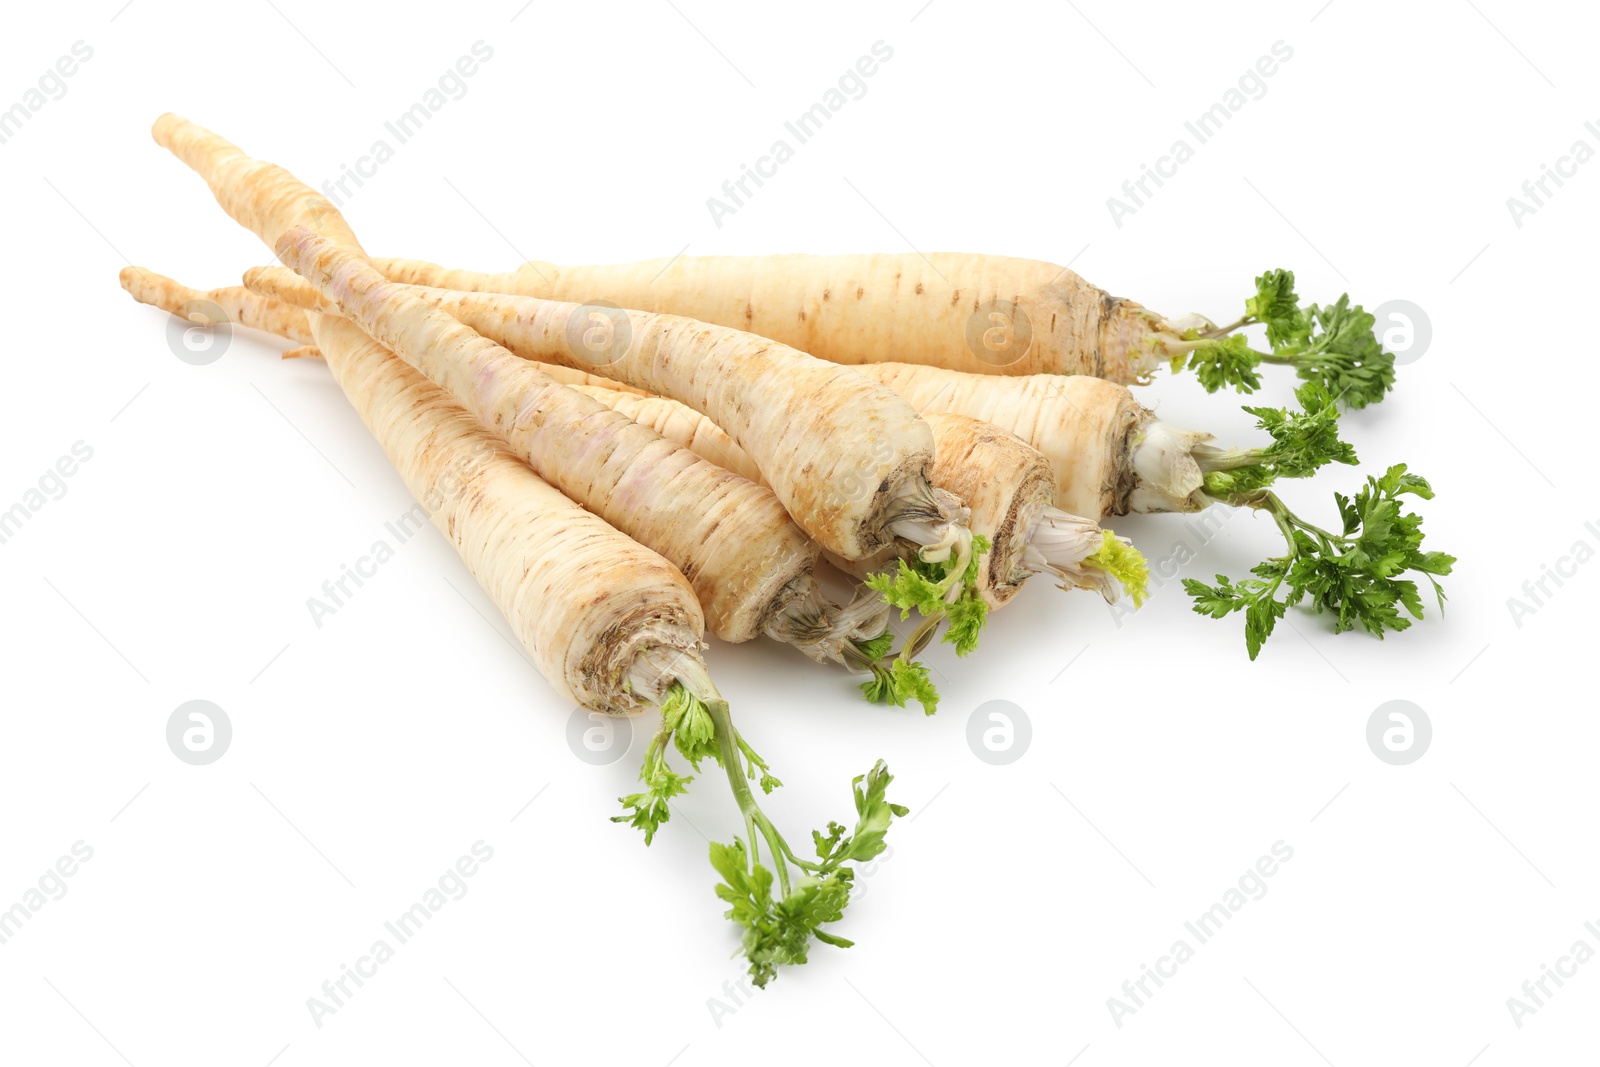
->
1, 2, 1593, 1065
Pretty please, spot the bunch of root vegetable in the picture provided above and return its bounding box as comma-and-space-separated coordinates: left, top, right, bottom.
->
121, 114, 1451, 986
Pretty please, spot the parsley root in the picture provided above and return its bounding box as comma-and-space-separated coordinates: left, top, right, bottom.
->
147, 115, 937, 681
812, 363, 1451, 655
245, 265, 975, 569
144, 115, 909, 986
368, 255, 1398, 404
312, 313, 705, 713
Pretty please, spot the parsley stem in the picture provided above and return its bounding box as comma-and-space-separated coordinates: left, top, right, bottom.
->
705, 697, 799, 897
1162, 335, 1272, 361
1193, 445, 1269, 473
1256, 349, 1304, 367
1237, 489, 1345, 551
841, 639, 879, 672
901, 613, 942, 662
1199, 315, 1251, 338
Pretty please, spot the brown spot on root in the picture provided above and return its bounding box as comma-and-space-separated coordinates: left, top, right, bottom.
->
855, 286, 864, 299
822, 289, 831, 301
914, 283, 924, 295
798, 309, 807, 321
1107, 408, 1146, 517
1094, 291, 1122, 378
950, 290, 961, 305
744, 302, 753, 326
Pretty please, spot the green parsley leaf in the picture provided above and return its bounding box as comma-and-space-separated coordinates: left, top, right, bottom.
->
1186, 464, 1454, 658
852, 629, 895, 662
1245, 268, 1309, 348
1081, 529, 1150, 607
1184, 333, 1265, 394
943, 590, 988, 657
1282, 295, 1396, 409
712, 760, 908, 988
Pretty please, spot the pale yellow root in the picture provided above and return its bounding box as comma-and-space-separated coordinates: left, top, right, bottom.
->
284, 343, 649, 393
548, 388, 1130, 611
372, 253, 1170, 383
240, 268, 651, 394
239, 260, 1188, 525
116, 261, 711, 705
567, 386, 765, 485
836, 362, 1156, 520
124, 260, 875, 669
826, 413, 1052, 609
153, 113, 369, 256
241, 266, 338, 313
278, 343, 652, 398
312, 313, 703, 714
151, 116, 826, 644
118, 268, 314, 345
149, 114, 731, 703
245, 265, 945, 561
119, 270, 647, 399
278, 227, 820, 644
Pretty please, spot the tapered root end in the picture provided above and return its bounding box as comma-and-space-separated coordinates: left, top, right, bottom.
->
118, 267, 199, 317
150, 112, 182, 145
244, 264, 332, 312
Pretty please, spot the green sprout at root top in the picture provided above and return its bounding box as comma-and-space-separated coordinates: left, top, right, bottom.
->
865, 533, 991, 656
844, 615, 940, 716
855, 534, 992, 715
857, 654, 940, 716
1166, 269, 1398, 408
1082, 529, 1150, 608
612, 682, 734, 844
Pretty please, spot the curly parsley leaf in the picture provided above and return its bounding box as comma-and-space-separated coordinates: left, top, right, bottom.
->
612, 683, 710, 844
1282, 295, 1396, 409
713, 760, 908, 988
851, 629, 895, 663
612, 762, 691, 845
864, 534, 991, 656
1202, 381, 1361, 499
866, 560, 946, 618
943, 590, 988, 657
1183, 333, 1265, 394
1184, 464, 1454, 659
1175, 272, 1398, 406
1246, 381, 1359, 478
736, 735, 783, 794
1081, 529, 1151, 607
859, 657, 940, 716
1245, 268, 1309, 348
669, 687, 720, 769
